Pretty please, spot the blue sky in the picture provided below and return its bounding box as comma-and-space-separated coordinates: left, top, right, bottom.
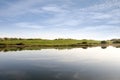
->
0, 0, 120, 40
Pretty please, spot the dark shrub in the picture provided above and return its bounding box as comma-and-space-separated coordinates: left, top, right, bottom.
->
82, 42, 87, 44
0, 43, 6, 45
101, 41, 107, 44
4, 37, 8, 40
16, 43, 24, 45
0, 43, 6, 47
113, 41, 120, 44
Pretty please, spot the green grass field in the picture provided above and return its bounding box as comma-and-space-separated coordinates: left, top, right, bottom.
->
0, 38, 101, 46
0, 38, 120, 52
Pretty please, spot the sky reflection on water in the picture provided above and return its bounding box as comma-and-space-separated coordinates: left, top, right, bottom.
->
0, 47, 120, 80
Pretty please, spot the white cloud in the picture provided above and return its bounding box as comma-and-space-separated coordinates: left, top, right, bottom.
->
107, 20, 120, 24
0, 0, 43, 17
55, 19, 81, 27
91, 13, 112, 20
38, 0, 120, 28
80, 0, 120, 11
0, 0, 120, 39
15, 22, 44, 29
0, 0, 71, 17
41, 6, 66, 13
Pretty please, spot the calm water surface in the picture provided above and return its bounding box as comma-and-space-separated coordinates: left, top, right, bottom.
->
0, 47, 120, 80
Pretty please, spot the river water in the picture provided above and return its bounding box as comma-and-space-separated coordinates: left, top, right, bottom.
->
0, 46, 120, 80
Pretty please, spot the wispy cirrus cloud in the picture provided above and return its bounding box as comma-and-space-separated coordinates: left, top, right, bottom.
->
0, 0, 43, 17
15, 22, 44, 29
80, 0, 120, 11
0, 0, 120, 39
41, 6, 66, 13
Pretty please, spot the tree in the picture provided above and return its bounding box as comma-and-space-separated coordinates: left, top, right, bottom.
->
101, 41, 107, 44
82, 42, 87, 44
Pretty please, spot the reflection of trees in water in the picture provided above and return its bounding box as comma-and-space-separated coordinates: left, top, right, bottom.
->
82, 46, 88, 49
0, 46, 90, 52
112, 44, 120, 48
100, 44, 108, 49
101, 46, 107, 49
116, 46, 120, 48
0, 47, 24, 52
0, 44, 119, 52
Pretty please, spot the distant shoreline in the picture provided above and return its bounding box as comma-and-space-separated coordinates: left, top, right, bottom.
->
0, 38, 119, 52
0, 38, 119, 46
0, 44, 120, 52
0, 38, 119, 48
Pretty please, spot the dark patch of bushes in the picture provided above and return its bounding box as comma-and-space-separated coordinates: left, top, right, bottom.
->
113, 41, 120, 44
0, 43, 6, 45
82, 42, 87, 44
101, 41, 107, 44
16, 43, 25, 45
0, 43, 6, 47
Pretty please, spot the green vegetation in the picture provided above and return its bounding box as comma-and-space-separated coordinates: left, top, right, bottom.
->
0, 38, 119, 48
0, 38, 101, 47
0, 38, 120, 52
101, 41, 108, 44
111, 39, 120, 44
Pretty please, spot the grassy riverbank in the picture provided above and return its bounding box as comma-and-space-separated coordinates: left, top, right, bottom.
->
0, 38, 120, 52
0, 38, 119, 47
0, 38, 101, 47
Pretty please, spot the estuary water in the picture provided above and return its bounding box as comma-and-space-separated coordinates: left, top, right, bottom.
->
0, 46, 120, 80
